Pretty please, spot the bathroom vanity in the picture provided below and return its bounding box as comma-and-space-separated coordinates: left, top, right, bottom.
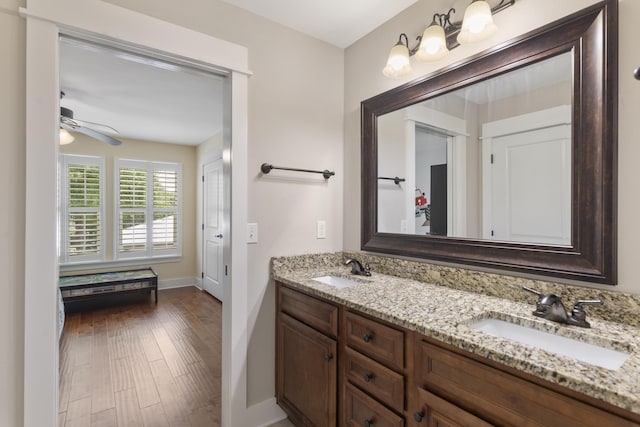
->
273, 253, 640, 427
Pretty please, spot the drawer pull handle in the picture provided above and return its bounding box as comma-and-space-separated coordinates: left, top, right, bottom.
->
364, 418, 374, 427
363, 372, 374, 382
323, 354, 333, 362
363, 333, 373, 343
414, 410, 425, 422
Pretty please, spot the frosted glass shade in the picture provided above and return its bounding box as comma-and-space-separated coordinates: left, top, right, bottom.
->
59, 128, 75, 145
457, 0, 497, 44
416, 24, 449, 62
382, 42, 412, 78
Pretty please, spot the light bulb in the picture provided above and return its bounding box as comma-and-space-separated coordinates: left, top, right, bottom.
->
416, 24, 449, 62
457, 1, 497, 45
382, 41, 412, 78
59, 128, 75, 145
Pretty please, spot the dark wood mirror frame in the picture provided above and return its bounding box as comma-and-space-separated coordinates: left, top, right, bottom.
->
361, 0, 617, 284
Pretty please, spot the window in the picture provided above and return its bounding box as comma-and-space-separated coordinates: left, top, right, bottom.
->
115, 159, 182, 259
60, 154, 105, 263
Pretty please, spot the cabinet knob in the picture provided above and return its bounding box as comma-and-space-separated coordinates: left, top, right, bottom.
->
364, 418, 374, 427
323, 354, 333, 362
363, 333, 373, 343
414, 410, 425, 422
363, 372, 374, 382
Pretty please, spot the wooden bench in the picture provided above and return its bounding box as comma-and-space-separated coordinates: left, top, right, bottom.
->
59, 268, 158, 304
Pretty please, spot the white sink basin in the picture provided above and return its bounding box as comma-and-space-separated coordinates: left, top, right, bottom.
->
312, 275, 363, 289
471, 318, 630, 370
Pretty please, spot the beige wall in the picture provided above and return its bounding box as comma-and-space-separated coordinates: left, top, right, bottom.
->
345, 0, 640, 293
60, 134, 198, 282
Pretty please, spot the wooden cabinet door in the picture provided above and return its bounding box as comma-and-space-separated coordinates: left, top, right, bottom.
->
277, 312, 337, 427
414, 388, 493, 427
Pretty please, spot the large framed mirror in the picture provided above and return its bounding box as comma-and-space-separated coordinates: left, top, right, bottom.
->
361, 0, 617, 284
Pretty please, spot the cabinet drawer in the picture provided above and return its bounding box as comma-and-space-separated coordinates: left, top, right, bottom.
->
415, 388, 493, 427
345, 311, 404, 370
344, 382, 404, 427
416, 339, 639, 427
345, 347, 404, 412
278, 284, 338, 337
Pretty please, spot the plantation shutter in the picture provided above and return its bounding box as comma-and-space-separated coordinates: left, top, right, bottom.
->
116, 159, 182, 259
118, 166, 148, 253
153, 169, 179, 250
60, 155, 105, 263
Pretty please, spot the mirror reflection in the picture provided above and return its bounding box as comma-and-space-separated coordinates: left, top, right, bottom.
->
377, 51, 572, 246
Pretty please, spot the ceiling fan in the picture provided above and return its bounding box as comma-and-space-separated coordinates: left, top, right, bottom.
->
60, 92, 123, 146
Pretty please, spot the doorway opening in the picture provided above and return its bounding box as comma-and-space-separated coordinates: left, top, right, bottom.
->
23, 3, 250, 425
57, 36, 228, 425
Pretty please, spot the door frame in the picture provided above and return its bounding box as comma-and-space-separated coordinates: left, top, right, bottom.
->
22, 1, 251, 426
404, 105, 468, 237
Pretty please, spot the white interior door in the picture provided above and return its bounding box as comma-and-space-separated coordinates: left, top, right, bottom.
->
203, 158, 224, 301
488, 124, 571, 245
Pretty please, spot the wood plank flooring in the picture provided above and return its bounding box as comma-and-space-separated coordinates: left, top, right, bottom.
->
58, 287, 222, 427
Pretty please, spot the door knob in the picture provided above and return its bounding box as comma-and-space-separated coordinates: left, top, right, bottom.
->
214, 234, 223, 238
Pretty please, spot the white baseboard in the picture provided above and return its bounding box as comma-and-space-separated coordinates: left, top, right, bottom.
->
158, 277, 198, 290
245, 397, 287, 427
194, 277, 203, 290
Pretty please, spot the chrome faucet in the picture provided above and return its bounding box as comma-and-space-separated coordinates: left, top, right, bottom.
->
344, 258, 371, 276
523, 287, 603, 328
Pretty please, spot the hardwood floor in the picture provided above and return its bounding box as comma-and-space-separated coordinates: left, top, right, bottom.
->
58, 287, 222, 427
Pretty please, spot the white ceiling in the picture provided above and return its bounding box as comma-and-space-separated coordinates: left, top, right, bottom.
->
59, 37, 225, 146
59, 2, 420, 146
222, 0, 418, 48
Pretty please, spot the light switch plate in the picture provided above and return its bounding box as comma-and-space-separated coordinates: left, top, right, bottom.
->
316, 220, 326, 239
247, 223, 258, 243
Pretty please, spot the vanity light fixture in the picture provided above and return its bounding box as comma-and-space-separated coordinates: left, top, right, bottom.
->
382, 0, 515, 78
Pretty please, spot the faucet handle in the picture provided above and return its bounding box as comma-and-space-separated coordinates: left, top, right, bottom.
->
574, 299, 603, 307
568, 299, 603, 328
363, 262, 372, 275
522, 287, 543, 299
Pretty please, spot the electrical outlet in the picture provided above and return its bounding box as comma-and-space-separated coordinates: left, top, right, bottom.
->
316, 220, 326, 239
247, 223, 258, 243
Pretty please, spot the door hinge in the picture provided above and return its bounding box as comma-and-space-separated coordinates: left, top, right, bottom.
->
201, 272, 204, 279
202, 175, 205, 182
491, 154, 494, 164
225, 265, 228, 276
202, 223, 205, 231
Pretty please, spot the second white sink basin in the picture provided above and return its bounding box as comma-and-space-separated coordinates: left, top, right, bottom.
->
471, 318, 630, 370
312, 275, 363, 289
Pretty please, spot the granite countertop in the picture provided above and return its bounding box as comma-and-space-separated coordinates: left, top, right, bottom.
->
272, 254, 640, 415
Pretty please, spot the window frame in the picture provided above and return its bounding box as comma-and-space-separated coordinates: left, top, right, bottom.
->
114, 158, 183, 260
59, 154, 106, 265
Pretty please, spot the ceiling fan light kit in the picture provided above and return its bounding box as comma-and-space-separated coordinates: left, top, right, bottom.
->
59, 102, 123, 146
382, 0, 515, 78
59, 128, 75, 145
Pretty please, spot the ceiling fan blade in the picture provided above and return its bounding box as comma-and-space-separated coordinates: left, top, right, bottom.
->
62, 122, 122, 146
73, 118, 120, 134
